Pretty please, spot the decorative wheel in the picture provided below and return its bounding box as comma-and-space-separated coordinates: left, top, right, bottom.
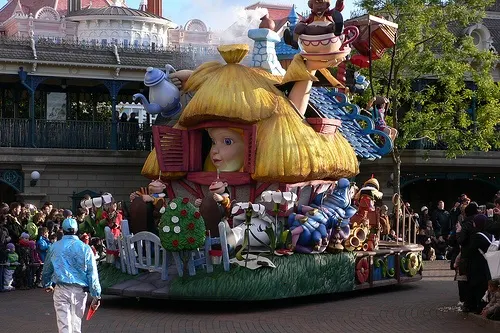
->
356, 257, 370, 284
407, 253, 420, 276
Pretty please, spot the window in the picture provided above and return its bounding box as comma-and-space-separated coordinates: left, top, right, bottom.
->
467, 26, 496, 52
152, 126, 189, 172
153, 121, 257, 185
123, 39, 129, 48
471, 30, 481, 46
101, 39, 107, 46
134, 40, 139, 48
188, 122, 256, 174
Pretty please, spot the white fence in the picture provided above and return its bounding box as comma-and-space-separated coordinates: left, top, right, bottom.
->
104, 220, 230, 280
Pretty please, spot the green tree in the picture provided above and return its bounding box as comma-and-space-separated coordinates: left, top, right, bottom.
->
353, 0, 500, 197
159, 197, 206, 252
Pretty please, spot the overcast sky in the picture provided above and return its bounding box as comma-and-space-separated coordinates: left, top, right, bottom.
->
0, 0, 357, 31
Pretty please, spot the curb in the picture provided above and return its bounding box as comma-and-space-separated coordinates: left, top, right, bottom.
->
467, 312, 500, 329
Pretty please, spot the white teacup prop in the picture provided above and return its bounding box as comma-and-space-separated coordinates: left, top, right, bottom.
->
92, 197, 103, 208
299, 26, 359, 62
81, 193, 114, 209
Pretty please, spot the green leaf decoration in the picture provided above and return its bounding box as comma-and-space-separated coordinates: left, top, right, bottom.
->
375, 257, 395, 278
264, 226, 276, 251
235, 229, 249, 261
400, 256, 410, 273
159, 197, 206, 252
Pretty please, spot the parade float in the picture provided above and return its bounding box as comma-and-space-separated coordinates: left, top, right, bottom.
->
98, 2, 423, 301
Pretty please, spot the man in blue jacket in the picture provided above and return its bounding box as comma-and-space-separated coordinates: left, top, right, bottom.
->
42, 218, 101, 333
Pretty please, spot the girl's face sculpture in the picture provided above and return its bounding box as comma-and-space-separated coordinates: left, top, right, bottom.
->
207, 128, 245, 172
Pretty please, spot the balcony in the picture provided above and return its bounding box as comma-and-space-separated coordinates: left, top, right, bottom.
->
406, 138, 448, 150
406, 138, 499, 151
0, 118, 152, 151
1, 118, 496, 153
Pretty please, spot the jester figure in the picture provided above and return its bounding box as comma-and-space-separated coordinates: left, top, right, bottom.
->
128, 179, 168, 234
351, 176, 383, 230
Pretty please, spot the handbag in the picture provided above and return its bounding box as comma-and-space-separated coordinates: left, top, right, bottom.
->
477, 232, 500, 279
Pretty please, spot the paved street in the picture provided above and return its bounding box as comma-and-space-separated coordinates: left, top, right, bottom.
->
1, 261, 497, 333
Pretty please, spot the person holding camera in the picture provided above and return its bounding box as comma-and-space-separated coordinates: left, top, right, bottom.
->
42, 218, 101, 333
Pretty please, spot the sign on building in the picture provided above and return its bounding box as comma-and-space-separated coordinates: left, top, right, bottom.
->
46, 92, 67, 121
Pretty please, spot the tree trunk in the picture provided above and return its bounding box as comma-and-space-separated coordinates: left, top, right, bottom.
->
392, 148, 401, 196
392, 148, 401, 239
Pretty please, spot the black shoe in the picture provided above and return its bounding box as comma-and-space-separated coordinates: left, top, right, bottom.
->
462, 306, 478, 313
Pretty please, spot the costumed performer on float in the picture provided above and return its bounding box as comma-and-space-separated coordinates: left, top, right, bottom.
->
351, 176, 384, 249
352, 176, 383, 224
366, 96, 398, 142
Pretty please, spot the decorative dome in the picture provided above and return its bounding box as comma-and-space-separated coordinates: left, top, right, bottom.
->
35, 7, 60, 21
184, 19, 207, 32
67, 6, 169, 21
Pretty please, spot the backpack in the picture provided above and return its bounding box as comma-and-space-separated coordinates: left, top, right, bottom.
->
477, 232, 500, 279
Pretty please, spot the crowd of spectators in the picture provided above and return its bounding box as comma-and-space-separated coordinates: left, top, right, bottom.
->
0, 198, 123, 291
411, 192, 500, 320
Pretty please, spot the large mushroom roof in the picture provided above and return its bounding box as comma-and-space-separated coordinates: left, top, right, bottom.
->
254, 97, 359, 183
179, 44, 280, 127
145, 44, 359, 183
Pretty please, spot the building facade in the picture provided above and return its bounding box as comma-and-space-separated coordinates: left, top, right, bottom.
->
0, 0, 220, 208
0, 0, 218, 50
